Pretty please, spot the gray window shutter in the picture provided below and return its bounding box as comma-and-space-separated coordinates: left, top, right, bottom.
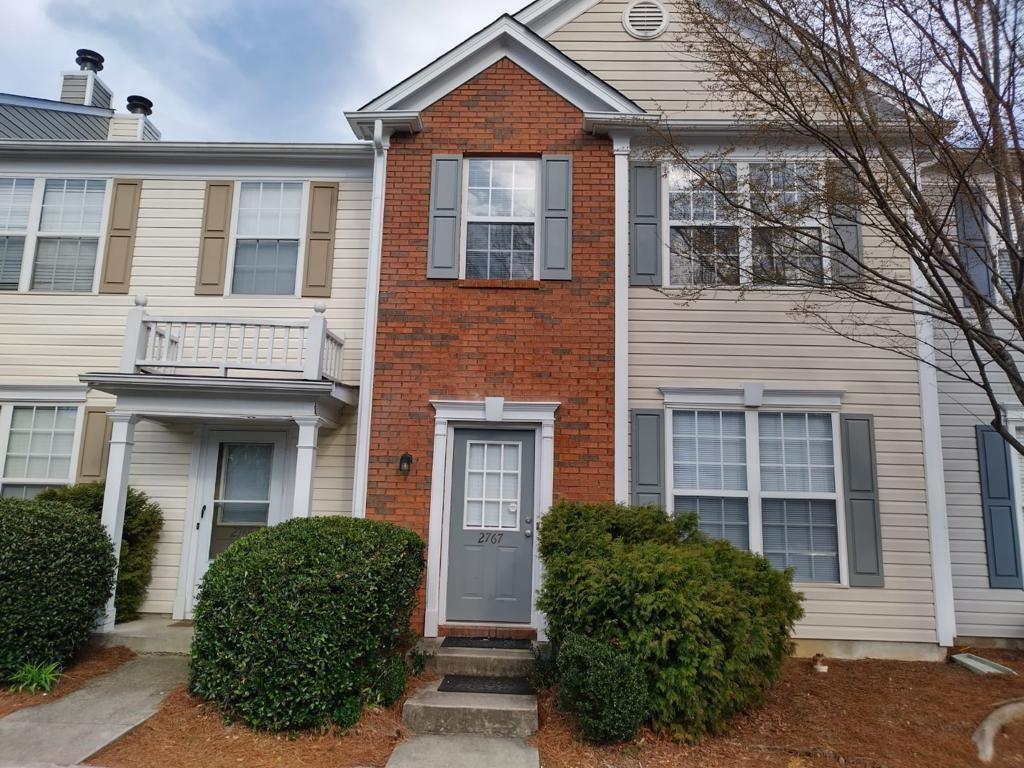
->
631, 409, 664, 507
841, 414, 885, 586
427, 155, 462, 279
540, 155, 572, 280
975, 425, 1023, 588
630, 163, 661, 286
830, 208, 863, 283
956, 190, 993, 302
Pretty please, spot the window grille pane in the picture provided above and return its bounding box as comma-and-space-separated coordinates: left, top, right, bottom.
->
467, 159, 537, 219
466, 223, 534, 280
0, 178, 34, 230
39, 179, 106, 234
236, 182, 303, 238
3, 406, 77, 481
672, 410, 746, 491
759, 412, 835, 493
749, 161, 818, 219
762, 498, 839, 582
0, 236, 25, 290
752, 227, 823, 285
31, 237, 97, 291
676, 495, 749, 549
670, 226, 740, 286
1, 483, 60, 499
231, 239, 298, 295
668, 163, 737, 222
464, 441, 521, 530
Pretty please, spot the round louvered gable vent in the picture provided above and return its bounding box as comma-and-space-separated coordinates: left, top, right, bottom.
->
623, 0, 669, 39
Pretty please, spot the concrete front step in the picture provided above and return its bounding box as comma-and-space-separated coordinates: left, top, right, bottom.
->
403, 680, 538, 738
386, 735, 539, 768
429, 646, 535, 678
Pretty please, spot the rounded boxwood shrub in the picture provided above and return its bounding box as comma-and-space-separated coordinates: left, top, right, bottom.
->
38, 482, 163, 622
538, 501, 803, 742
189, 516, 424, 732
0, 498, 116, 679
556, 634, 647, 743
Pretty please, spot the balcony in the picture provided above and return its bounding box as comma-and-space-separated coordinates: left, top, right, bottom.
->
119, 296, 345, 383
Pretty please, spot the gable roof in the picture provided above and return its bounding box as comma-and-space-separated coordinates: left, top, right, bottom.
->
346, 13, 644, 139
514, 0, 602, 36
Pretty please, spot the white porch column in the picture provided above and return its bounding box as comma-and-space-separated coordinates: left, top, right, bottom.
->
291, 416, 321, 518
611, 131, 632, 502
532, 417, 557, 641
99, 412, 138, 631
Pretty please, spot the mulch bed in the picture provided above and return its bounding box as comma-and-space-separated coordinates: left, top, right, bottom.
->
535, 648, 1024, 767
0, 645, 136, 719
89, 673, 437, 768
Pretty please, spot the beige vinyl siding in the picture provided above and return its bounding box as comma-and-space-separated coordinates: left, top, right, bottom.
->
59, 75, 89, 105
0, 177, 370, 385
629, 285, 937, 644
938, 342, 1024, 638
546, 0, 740, 119
107, 115, 141, 141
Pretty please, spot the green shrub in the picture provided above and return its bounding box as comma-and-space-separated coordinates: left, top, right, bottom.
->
9, 661, 61, 693
38, 483, 163, 623
366, 653, 407, 707
189, 517, 424, 732
538, 501, 803, 742
0, 499, 116, 680
557, 634, 647, 743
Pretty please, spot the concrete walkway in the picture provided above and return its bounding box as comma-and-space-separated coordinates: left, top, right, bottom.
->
0, 655, 188, 767
386, 734, 539, 768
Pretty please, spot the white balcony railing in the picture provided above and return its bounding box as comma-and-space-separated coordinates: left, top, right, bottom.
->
119, 297, 345, 383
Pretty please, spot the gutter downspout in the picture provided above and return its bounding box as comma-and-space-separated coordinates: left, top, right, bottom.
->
352, 119, 390, 518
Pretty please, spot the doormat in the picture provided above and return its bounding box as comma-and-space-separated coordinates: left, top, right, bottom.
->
441, 637, 532, 650
438, 675, 535, 695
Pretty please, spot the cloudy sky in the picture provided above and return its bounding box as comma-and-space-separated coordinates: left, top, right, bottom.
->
1, 0, 524, 142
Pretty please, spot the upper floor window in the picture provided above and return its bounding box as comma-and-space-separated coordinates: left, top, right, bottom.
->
230, 181, 303, 295
0, 177, 109, 294
664, 160, 835, 289
464, 159, 538, 280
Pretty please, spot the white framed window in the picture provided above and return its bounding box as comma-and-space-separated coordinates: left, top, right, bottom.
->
462, 158, 539, 280
0, 177, 110, 294
464, 440, 522, 530
663, 160, 830, 288
668, 404, 845, 584
0, 404, 81, 498
228, 181, 305, 296
0, 178, 34, 292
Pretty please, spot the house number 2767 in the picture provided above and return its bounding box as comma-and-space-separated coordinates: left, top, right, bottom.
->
477, 532, 504, 544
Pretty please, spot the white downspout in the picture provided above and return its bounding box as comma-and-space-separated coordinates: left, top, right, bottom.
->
352, 120, 390, 518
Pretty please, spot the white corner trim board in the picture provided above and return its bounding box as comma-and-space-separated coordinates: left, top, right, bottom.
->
424, 399, 559, 639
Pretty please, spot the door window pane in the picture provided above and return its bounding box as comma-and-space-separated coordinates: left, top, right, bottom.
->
763, 498, 840, 582
3, 406, 77, 481
464, 441, 521, 530
214, 443, 273, 525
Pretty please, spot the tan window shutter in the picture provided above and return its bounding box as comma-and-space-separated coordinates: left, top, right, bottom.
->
98, 179, 142, 294
195, 180, 234, 295
77, 407, 113, 483
301, 182, 339, 298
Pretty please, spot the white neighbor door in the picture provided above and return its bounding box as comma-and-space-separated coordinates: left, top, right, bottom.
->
188, 430, 288, 613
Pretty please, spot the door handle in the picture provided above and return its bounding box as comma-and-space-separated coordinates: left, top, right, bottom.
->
524, 529, 533, 538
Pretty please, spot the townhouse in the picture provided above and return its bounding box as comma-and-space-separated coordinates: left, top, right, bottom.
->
0, 0, 1015, 658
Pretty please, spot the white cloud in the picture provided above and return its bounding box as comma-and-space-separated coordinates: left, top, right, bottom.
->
0, 0, 527, 142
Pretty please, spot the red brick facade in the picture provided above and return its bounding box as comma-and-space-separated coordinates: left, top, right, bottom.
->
365, 58, 617, 632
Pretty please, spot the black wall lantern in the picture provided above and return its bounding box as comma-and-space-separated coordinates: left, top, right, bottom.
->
399, 453, 414, 474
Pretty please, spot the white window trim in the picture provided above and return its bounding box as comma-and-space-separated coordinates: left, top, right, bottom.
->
0, 175, 112, 295
1001, 411, 1024, 583
224, 180, 310, 298
458, 158, 542, 281
663, 387, 849, 587
661, 159, 838, 290
0, 402, 84, 497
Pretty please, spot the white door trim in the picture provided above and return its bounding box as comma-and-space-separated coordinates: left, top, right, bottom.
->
425, 398, 558, 639
175, 427, 295, 620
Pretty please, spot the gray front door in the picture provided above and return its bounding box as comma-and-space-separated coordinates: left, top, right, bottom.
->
446, 428, 536, 624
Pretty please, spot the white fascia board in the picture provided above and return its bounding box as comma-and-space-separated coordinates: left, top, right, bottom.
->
358, 16, 643, 116
583, 112, 661, 135
515, 0, 601, 37
344, 111, 424, 141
